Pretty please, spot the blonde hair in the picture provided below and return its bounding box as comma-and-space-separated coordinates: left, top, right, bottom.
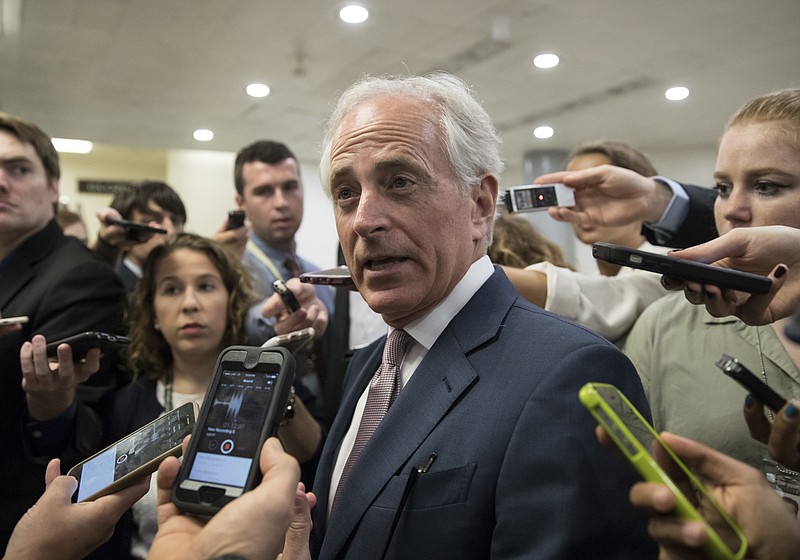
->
489, 212, 573, 269
726, 88, 800, 150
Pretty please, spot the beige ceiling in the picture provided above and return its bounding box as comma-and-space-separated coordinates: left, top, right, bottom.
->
1, 0, 799, 174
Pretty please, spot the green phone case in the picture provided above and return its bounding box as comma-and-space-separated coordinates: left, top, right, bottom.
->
579, 382, 748, 560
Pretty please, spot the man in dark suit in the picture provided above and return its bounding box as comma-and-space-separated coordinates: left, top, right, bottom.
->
303, 73, 656, 559
0, 112, 126, 552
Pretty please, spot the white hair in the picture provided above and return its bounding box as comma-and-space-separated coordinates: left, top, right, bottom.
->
320, 73, 504, 197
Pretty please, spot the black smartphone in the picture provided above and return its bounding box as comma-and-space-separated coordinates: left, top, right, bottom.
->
299, 266, 356, 289
592, 242, 772, 295
715, 353, 788, 412
225, 210, 245, 231
46, 331, 130, 360
107, 218, 168, 242
172, 346, 294, 516
272, 279, 301, 312
261, 327, 315, 354
68, 402, 198, 502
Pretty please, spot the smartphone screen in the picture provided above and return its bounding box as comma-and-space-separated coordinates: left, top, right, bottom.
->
173, 347, 293, 514
187, 369, 278, 488
70, 402, 197, 502
580, 383, 748, 560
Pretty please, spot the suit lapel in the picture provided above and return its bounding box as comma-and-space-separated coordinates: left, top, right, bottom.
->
0, 221, 57, 310
319, 269, 517, 559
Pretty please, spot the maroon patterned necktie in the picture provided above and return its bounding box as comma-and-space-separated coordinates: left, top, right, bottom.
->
284, 256, 302, 279
333, 329, 413, 508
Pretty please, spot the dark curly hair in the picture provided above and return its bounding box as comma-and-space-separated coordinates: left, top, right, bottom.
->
489, 212, 574, 270
126, 233, 253, 380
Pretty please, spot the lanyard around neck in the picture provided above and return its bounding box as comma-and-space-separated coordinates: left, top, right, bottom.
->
246, 240, 285, 282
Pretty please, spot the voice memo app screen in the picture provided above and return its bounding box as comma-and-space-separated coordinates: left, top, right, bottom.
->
188, 369, 278, 488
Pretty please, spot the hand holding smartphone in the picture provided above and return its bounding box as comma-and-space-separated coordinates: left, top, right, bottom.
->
715, 354, 787, 412
225, 210, 246, 231
262, 327, 315, 354
106, 218, 168, 242
592, 242, 772, 295
46, 331, 130, 361
272, 280, 301, 312
580, 382, 748, 560
68, 402, 198, 502
172, 346, 294, 515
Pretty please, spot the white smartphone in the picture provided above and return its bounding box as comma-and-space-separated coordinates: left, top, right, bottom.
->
261, 327, 316, 354
0, 315, 29, 326
68, 402, 198, 502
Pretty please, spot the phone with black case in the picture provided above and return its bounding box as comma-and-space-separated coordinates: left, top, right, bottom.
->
715, 354, 787, 412
107, 218, 168, 241
46, 331, 130, 360
172, 346, 294, 516
68, 402, 198, 502
299, 266, 356, 289
592, 242, 772, 294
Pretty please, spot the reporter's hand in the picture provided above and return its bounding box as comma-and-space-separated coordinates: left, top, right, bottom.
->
260, 279, 329, 338
537, 165, 672, 227
624, 432, 800, 560
278, 482, 316, 560
666, 226, 800, 325
150, 437, 300, 560
212, 218, 251, 259
20, 334, 102, 421
744, 397, 800, 471
5, 458, 150, 560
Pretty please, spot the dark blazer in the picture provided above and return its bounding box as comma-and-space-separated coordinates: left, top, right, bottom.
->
0, 220, 125, 552
644, 183, 718, 248
311, 268, 656, 559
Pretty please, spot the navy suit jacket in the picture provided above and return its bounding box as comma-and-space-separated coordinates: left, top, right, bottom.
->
311, 268, 656, 559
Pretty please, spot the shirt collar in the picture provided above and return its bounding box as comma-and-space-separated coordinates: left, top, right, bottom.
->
397, 255, 494, 350
249, 233, 296, 262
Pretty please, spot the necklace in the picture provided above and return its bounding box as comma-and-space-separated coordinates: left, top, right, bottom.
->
163, 365, 173, 411
755, 326, 775, 422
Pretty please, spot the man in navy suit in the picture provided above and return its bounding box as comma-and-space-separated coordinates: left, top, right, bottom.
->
143, 73, 657, 559
304, 73, 656, 559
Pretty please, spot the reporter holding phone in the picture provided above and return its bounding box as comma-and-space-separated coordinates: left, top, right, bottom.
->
623, 89, 800, 473
499, 140, 671, 344
97, 234, 322, 559
597, 428, 800, 560
0, 112, 128, 553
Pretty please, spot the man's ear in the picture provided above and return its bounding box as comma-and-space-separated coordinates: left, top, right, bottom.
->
471, 173, 498, 240
47, 177, 60, 205
235, 193, 244, 208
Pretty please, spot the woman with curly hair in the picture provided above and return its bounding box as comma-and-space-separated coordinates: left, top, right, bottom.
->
99, 233, 321, 559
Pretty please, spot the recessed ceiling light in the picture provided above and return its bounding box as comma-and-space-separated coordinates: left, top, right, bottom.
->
533, 126, 554, 139
193, 129, 214, 142
533, 53, 559, 69
51, 138, 93, 154
246, 83, 271, 98
665, 86, 689, 101
339, 4, 369, 23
